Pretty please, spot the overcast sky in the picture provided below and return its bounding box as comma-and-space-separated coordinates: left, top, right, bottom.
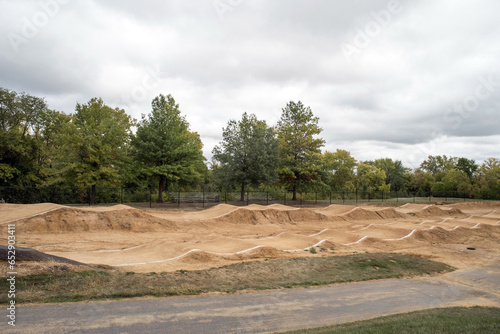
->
1, 0, 499, 168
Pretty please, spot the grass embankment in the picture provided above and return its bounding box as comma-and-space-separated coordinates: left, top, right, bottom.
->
275, 307, 500, 334
0, 253, 454, 304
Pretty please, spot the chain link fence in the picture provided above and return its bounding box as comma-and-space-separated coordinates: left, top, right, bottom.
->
0, 186, 483, 208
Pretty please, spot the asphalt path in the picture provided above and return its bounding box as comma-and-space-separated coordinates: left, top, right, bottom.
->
3, 263, 500, 334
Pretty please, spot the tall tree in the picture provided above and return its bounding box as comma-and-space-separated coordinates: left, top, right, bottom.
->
369, 158, 408, 192
420, 155, 457, 180
0, 88, 49, 186
58, 98, 133, 204
455, 157, 478, 180
276, 101, 325, 200
476, 158, 500, 199
355, 162, 387, 193
132, 94, 205, 203
212, 112, 279, 201
322, 149, 357, 191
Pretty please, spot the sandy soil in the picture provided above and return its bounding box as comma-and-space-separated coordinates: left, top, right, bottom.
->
1, 202, 499, 274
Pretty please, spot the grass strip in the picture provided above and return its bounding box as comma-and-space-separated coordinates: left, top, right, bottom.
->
275, 306, 500, 334
0, 253, 454, 304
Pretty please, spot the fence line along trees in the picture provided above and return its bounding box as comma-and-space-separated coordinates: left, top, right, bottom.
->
212, 112, 279, 201
276, 101, 325, 200
57, 98, 134, 204
132, 94, 206, 203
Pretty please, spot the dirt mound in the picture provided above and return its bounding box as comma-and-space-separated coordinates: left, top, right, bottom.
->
0, 203, 63, 223
412, 225, 486, 243
180, 250, 218, 263
215, 207, 327, 225
449, 201, 500, 210
414, 206, 465, 218
374, 208, 408, 219
237, 246, 285, 259
16, 207, 178, 233
340, 207, 405, 220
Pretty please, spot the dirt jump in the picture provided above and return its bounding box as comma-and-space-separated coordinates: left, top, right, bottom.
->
1, 202, 499, 275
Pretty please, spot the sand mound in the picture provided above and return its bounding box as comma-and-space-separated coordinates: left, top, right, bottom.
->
0, 203, 63, 223
413, 206, 465, 218
449, 201, 500, 210
340, 207, 406, 220
215, 207, 327, 225
16, 207, 178, 233
180, 251, 218, 263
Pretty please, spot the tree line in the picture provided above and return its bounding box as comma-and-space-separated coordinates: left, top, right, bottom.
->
1, 87, 499, 203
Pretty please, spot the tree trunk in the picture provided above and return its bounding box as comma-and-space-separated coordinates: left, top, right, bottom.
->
157, 176, 165, 203
240, 183, 245, 202
292, 184, 297, 201
90, 185, 96, 205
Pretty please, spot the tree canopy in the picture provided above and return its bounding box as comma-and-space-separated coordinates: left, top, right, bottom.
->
132, 94, 205, 202
276, 101, 325, 200
1, 86, 499, 203
56, 98, 133, 204
212, 112, 279, 200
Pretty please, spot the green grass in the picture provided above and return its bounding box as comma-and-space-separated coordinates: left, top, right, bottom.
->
275, 307, 500, 334
0, 253, 454, 304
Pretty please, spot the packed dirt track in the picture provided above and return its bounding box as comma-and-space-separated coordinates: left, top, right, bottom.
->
1, 201, 500, 275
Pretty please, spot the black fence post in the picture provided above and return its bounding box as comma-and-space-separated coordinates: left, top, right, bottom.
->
315, 192, 317, 205
284, 191, 286, 205
266, 192, 269, 206
178, 190, 181, 207
329, 191, 332, 205
247, 191, 249, 206
120, 187, 123, 204
355, 189, 358, 204
149, 186, 152, 208
202, 188, 205, 208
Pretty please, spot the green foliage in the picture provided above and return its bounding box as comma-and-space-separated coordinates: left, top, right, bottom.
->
322, 149, 357, 191
476, 158, 500, 199
276, 101, 325, 199
355, 162, 386, 193
212, 112, 279, 200
55, 98, 133, 203
0, 88, 50, 186
420, 155, 457, 180
409, 169, 435, 193
369, 158, 408, 192
455, 157, 478, 180
132, 94, 206, 202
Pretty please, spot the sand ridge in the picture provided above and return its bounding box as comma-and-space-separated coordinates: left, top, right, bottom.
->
1, 201, 500, 274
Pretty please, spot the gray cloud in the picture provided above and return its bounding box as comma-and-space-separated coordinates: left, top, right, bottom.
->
0, 0, 499, 166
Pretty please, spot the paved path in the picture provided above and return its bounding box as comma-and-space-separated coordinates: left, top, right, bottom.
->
4, 263, 500, 334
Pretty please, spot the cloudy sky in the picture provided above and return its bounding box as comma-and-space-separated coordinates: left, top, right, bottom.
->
1, 0, 499, 168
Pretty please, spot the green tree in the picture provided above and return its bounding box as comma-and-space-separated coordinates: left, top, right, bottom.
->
455, 157, 478, 180
0, 88, 49, 186
431, 169, 473, 197
420, 155, 457, 180
355, 162, 387, 193
369, 158, 408, 192
57, 98, 133, 204
132, 94, 205, 203
476, 158, 500, 199
408, 169, 435, 194
276, 101, 325, 200
212, 112, 279, 201
322, 149, 357, 191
